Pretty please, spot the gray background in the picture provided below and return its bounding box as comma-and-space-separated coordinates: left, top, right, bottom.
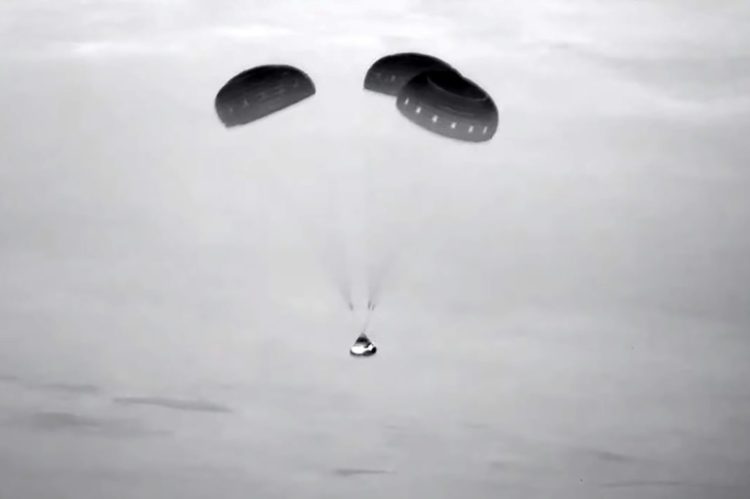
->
1, 1, 749, 498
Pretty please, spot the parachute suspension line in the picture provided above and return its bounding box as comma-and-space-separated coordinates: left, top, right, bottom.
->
361, 137, 435, 315
366, 267, 382, 312
260, 159, 354, 312
361, 302, 376, 334
362, 149, 385, 316
366, 243, 401, 310
361, 155, 402, 316
326, 177, 354, 313
335, 270, 354, 312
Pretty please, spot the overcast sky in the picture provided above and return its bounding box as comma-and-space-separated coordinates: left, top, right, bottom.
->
1, 1, 750, 498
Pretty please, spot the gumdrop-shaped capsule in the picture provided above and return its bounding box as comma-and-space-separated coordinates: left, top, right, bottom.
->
350, 332, 377, 357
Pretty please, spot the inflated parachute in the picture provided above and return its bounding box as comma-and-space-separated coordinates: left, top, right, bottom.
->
215, 65, 315, 127
364, 53, 498, 142
363, 52, 454, 96
396, 69, 498, 142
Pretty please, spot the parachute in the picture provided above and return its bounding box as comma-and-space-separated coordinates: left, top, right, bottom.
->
215, 65, 315, 127
363, 52, 455, 96
364, 52, 497, 143
396, 69, 498, 142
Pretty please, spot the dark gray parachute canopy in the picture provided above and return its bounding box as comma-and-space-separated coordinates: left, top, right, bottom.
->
215, 65, 315, 127
396, 70, 498, 142
363, 52, 455, 96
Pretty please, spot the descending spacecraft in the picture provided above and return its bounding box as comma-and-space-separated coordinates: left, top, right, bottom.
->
349, 332, 377, 357
215, 53, 500, 356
